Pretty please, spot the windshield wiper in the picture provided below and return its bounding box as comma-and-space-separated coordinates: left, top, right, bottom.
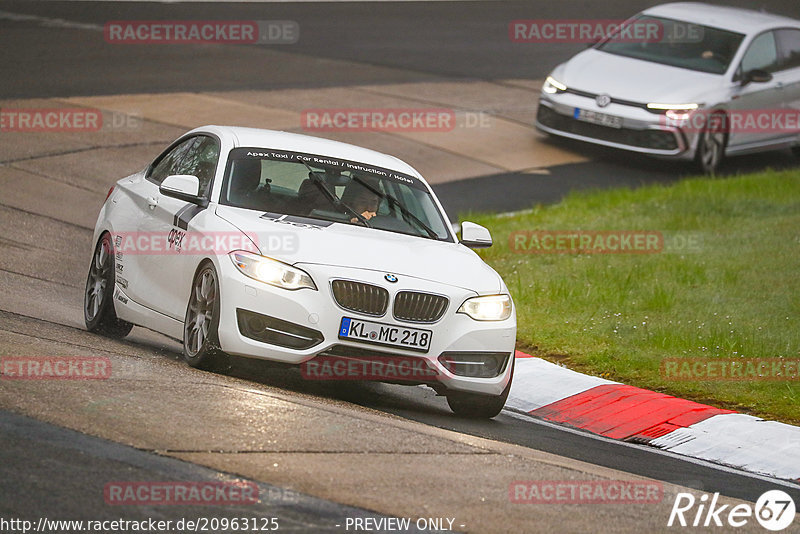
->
350, 176, 439, 240
297, 160, 371, 227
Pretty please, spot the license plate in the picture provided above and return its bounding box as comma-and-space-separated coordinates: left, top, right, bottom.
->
574, 108, 623, 129
339, 317, 432, 353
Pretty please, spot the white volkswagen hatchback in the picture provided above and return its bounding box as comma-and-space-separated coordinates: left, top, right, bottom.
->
84, 126, 516, 418
536, 2, 800, 173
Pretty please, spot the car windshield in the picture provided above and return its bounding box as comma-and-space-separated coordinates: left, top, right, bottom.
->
220, 148, 452, 241
596, 15, 745, 74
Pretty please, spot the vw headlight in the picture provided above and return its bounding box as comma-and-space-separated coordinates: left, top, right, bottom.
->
458, 295, 512, 321
229, 251, 316, 291
542, 76, 568, 94
646, 103, 699, 120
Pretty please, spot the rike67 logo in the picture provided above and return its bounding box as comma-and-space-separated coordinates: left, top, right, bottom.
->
669, 490, 796, 531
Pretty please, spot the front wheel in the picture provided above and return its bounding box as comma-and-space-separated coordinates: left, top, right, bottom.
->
446, 359, 514, 419
695, 112, 727, 175
84, 233, 133, 338
183, 262, 230, 372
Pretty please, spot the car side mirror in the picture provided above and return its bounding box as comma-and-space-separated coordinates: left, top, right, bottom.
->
160, 174, 208, 207
459, 221, 493, 249
741, 69, 772, 86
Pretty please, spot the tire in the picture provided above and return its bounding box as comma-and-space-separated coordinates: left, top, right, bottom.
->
695, 112, 727, 175
183, 262, 230, 372
84, 233, 133, 338
446, 358, 514, 419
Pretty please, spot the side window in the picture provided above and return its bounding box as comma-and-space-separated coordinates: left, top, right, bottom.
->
777, 29, 800, 71
147, 138, 196, 185
740, 31, 779, 74
172, 136, 220, 197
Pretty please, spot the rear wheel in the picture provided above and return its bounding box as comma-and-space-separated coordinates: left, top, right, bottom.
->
84, 233, 133, 338
446, 358, 514, 419
695, 112, 727, 175
183, 262, 230, 372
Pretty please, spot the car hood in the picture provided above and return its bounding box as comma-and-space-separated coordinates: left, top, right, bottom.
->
215, 205, 503, 293
555, 49, 722, 104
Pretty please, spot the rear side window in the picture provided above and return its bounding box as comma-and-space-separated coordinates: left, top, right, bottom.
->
777, 29, 800, 71
740, 31, 780, 73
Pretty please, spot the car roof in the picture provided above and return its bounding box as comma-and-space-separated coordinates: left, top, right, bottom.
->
642, 2, 800, 35
188, 125, 423, 179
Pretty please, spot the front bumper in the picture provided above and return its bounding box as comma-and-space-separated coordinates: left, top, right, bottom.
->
215, 260, 516, 396
536, 92, 699, 160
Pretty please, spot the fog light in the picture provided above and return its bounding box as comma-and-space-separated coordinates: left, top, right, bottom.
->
438, 352, 510, 378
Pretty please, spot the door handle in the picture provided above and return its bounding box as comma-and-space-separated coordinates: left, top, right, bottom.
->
146, 196, 158, 209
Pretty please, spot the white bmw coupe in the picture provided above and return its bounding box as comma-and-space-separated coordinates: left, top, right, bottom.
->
84, 126, 516, 418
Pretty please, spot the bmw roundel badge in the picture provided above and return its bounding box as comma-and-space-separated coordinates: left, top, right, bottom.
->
385, 274, 398, 283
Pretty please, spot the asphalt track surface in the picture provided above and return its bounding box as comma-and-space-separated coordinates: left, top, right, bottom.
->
2, 0, 798, 214
1, 1, 800, 532
1, 0, 799, 97
0, 410, 413, 532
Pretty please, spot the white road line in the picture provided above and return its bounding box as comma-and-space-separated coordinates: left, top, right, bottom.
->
0, 10, 102, 31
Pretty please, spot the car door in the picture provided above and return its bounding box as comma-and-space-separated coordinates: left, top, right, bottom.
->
775, 29, 800, 136
727, 31, 784, 149
117, 137, 197, 309
135, 135, 220, 320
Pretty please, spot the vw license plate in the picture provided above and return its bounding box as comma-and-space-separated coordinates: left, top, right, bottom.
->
339, 317, 432, 353
574, 108, 623, 129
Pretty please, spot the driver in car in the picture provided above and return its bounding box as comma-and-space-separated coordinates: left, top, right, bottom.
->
349, 189, 380, 222
229, 159, 271, 210
342, 177, 382, 222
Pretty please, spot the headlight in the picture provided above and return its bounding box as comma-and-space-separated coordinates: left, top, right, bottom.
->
229, 251, 316, 291
458, 295, 512, 321
542, 76, 568, 94
646, 103, 699, 120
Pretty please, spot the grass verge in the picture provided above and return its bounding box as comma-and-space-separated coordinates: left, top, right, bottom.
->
471, 169, 800, 424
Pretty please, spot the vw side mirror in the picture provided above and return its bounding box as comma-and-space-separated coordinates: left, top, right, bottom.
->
741, 69, 772, 86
